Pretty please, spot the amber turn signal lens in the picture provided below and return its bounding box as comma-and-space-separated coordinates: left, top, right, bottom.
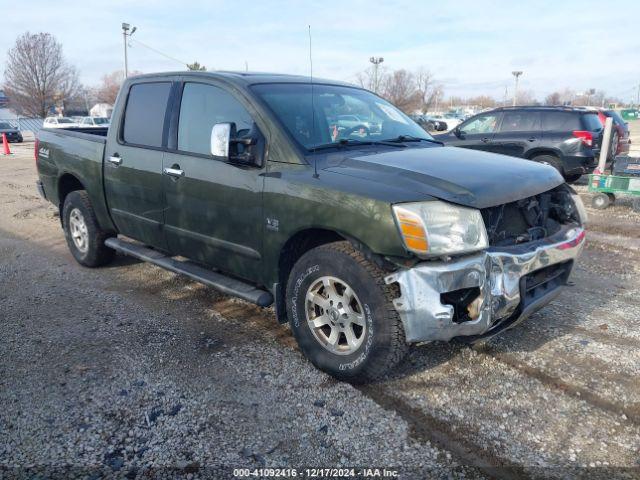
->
394, 208, 428, 254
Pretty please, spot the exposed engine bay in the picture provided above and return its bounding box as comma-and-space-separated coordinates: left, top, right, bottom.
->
481, 185, 581, 246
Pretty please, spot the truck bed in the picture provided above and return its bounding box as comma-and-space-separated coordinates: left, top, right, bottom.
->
36, 127, 113, 233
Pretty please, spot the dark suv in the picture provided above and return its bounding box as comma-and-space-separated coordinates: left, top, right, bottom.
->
433, 106, 604, 182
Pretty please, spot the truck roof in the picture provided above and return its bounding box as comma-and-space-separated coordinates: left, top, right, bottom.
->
126, 70, 355, 88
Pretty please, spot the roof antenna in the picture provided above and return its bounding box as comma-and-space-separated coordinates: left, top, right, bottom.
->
308, 25, 319, 178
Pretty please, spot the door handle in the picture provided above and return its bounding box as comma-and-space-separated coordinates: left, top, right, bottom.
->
107, 155, 122, 166
163, 166, 185, 178
481, 137, 491, 143
528, 137, 536, 142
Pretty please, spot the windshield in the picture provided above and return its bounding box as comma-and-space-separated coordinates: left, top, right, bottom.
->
0, 122, 12, 129
57, 118, 74, 124
252, 83, 432, 150
93, 117, 109, 124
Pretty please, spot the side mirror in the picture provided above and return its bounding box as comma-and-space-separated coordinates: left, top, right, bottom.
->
211, 123, 234, 158
210, 122, 261, 166
453, 126, 462, 137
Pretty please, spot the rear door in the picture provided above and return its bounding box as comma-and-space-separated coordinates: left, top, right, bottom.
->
162, 80, 266, 282
444, 111, 502, 152
103, 80, 172, 249
492, 110, 540, 157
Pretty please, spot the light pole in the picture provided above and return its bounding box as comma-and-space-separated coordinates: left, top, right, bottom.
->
122, 22, 137, 78
369, 57, 384, 94
511, 71, 522, 106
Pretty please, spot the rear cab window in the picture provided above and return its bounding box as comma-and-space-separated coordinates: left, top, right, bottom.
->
122, 82, 172, 147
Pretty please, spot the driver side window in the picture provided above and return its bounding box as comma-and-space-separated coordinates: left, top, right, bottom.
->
460, 113, 500, 135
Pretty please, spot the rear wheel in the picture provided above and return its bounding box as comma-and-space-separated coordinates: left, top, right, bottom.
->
286, 241, 408, 383
533, 154, 564, 176
591, 193, 611, 210
62, 190, 115, 267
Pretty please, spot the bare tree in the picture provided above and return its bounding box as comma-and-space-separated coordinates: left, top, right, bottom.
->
380, 69, 421, 113
93, 70, 142, 105
3, 32, 80, 117
515, 89, 537, 105
415, 68, 441, 114
545, 91, 562, 105
355, 65, 388, 93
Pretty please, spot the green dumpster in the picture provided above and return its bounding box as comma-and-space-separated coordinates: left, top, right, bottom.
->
620, 109, 640, 121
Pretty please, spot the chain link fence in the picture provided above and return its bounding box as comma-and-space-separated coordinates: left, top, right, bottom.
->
0, 117, 44, 133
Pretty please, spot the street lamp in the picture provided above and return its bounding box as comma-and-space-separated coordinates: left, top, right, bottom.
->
369, 56, 384, 94
511, 71, 523, 106
122, 22, 137, 78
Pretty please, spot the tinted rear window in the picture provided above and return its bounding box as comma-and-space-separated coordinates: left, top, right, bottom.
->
540, 111, 581, 131
122, 82, 171, 147
581, 113, 603, 132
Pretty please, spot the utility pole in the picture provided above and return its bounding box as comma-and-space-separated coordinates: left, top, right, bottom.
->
511, 71, 523, 106
636, 83, 640, 109
369, 57, 384, 94
122, 23, 137, 78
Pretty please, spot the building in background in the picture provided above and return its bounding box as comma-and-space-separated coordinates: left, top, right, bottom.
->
89, 103, 114, 118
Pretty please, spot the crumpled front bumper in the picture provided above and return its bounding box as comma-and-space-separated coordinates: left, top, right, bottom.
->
385, 225, 586, 343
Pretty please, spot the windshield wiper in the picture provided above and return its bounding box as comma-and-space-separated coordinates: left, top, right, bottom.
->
310, 138, 406, 151
382, 135, 444, 145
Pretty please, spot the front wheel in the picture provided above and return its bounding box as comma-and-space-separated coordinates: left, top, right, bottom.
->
286, 241, 408, 383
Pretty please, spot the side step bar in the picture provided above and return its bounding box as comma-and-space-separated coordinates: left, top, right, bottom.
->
105, 237, 273, 307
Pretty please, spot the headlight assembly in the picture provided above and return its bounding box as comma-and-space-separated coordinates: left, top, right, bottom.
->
392, 201, 489, 257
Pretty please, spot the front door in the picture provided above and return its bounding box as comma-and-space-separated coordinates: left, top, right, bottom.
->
103, 81, 173, 249
447, 112, 502, 152
162, 81, 265, 282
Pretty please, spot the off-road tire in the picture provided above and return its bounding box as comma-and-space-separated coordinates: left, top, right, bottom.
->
62, 190, 115, 267
286, 241, 408, 383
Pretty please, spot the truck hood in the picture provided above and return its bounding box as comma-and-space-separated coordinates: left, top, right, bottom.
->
322, 145, 564, 209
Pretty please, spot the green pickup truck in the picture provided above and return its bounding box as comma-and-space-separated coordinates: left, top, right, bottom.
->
36, 71, 587, 382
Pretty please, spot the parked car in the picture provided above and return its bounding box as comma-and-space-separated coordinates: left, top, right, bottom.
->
332, 114, 380, 135
0, 122, 23, 143
35, 72, 586, 382
410, 115, 447, 132
79, 116, 111, 128
433, 106, 604, 182
43, 117, 80, 129
432, 115, 463, 131
602, 110, 630, 158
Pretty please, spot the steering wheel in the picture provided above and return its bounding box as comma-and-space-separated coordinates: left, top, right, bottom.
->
339, 124, 370, 139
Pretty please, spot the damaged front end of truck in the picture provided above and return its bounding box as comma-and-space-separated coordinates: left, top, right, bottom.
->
386, 185, 587, 343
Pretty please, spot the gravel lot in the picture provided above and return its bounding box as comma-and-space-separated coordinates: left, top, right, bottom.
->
1, 127, 640, 479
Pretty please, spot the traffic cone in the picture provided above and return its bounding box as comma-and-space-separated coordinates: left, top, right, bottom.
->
2, 133, 11, 155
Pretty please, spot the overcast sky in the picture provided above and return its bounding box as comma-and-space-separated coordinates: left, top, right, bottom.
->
1, 0, 638, 101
